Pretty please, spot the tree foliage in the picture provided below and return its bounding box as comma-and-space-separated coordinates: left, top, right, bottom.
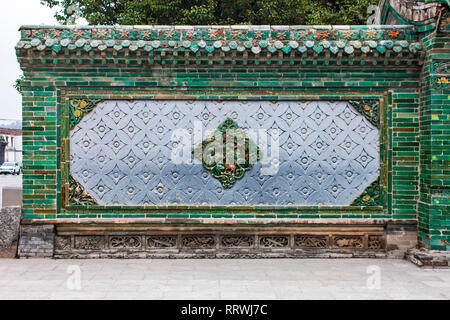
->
14, 76, 24, 94
40, 0, 379, 26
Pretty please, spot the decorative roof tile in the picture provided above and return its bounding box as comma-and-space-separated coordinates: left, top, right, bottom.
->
16, 25, 424, 66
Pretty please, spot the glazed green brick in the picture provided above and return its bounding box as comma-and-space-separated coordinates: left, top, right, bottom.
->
417, 31, 450, 250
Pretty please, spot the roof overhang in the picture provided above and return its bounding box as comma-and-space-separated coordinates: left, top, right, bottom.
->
16, 25, 424, 69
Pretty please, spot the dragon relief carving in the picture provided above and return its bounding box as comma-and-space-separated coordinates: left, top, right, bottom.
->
110, 236, 142, 248
182, 235, 216, 248
193, 118, 261, 189
147, 236, 177, 248
259, 236, 289, 248
333, 236, 364, 248
221, 236, 254, 248
294, 235, 328, 248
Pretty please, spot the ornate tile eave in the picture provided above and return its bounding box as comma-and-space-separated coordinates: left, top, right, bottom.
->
16, 25, 424, 67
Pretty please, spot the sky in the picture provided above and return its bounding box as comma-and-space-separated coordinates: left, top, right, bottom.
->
0, 0, 59, 121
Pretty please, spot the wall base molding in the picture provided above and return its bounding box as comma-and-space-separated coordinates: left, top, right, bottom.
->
18, 219, 418, 259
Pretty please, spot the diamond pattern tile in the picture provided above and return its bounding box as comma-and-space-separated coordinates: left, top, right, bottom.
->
70, 100, 380, 205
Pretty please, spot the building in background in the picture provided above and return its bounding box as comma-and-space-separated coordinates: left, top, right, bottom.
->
0, 120, 22, 165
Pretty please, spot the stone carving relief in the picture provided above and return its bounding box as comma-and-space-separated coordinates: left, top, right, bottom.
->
74, 236, 104, 250
294, 235, 328, 248
333, 236, 364, 248
54, 233, 386, 255
221, 235, 254, 248
147, 236, 177, 248
70, 100, 380, 206
368, 236, 383, 249
55, 236, 71, 250
110, 236, 142, 248
260, 236, 289, 248
181, 235, 216, 248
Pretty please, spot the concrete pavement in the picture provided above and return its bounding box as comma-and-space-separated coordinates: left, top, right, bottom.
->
0, 259, 449, 300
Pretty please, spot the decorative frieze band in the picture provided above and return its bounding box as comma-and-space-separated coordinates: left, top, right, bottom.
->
349, 99, 380, 128
69, 98, 102, 129
55, 233, 385, 252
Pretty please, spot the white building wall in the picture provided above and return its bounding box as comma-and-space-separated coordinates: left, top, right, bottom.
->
1, 133, 22, 165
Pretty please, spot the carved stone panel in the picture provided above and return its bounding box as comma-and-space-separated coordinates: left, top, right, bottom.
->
181, 235, 216, 248
53, 230, 386, 257
368, 236, 383, 249
147, 236, 177, 248
259, 236, 289, 248
74, 236, 104, 250
55, 236, 71, 250
294, 235, 328, 248
333, 236, 364, 248
221, 235, 254, 248
109, 236, 142, 249
70, 100, 380, 206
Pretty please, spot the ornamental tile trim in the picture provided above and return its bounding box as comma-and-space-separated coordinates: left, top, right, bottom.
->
349, 99, 380, 128
69, 98, 102, 129
351, 177, 382, 207
16, 25, 424, 62
69, 174, 98, 206
431, 76, 450, 88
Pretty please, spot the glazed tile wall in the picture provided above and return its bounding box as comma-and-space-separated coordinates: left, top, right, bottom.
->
19, 64, 421, 220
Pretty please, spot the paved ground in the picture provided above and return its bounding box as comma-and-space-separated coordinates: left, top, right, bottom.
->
0, 259, 448, 300
0, 173, 21, 207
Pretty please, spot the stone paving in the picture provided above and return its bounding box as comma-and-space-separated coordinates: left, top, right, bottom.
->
0, 259, 449, 300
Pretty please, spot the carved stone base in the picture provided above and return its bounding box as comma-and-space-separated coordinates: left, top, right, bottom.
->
16, 218, 418, 259
406, 248, 450, 268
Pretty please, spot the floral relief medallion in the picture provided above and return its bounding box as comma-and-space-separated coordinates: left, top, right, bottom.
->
193, 118, 261, 189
